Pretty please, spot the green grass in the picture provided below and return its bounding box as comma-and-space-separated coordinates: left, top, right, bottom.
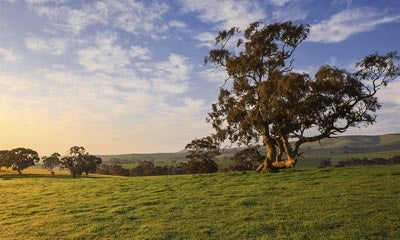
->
1, 166, 400, 239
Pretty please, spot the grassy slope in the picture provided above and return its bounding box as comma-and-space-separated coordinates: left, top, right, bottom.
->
100, 133, 400, 169
1, 166, 399, 239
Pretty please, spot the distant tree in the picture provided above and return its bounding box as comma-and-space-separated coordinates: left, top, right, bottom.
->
205, 21, 400, 172
0, 150, 11, 171
60, 146, 101, 178
131, 160, 155, 176
96, 164, 130, 176
318, 159, 332, 168
231, 147, 264, 171
185, 137, 220, 174
7, 148, 40, 174
82, 155, 102, 175
42, 152, 61, 174
60, 146, 87, 178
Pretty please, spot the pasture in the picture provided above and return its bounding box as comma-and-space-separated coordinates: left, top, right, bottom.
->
1, 166, 399, 239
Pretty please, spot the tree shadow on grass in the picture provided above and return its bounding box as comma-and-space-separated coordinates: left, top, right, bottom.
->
1, 173, 110, 180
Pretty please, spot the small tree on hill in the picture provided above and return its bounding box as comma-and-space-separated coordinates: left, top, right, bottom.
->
42, 152, 61, 174
205, 21, 400, 172
185, 137, 220, 173
7, 148, 40, 174
61, 146, 87, 178
232, 147, 264, 171
61, 146, 102, 178
82, 154, 102, 175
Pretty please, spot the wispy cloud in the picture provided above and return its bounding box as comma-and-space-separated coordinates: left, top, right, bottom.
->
169, 20, 187, 28
0, 47, 21, 62
272, 5, 308, 21
25, 35, 67, 55
78, 32, 130, 73
0, 67, 208, 154
197, 68, 228, 83
111, 1, 169, 35
30, 3, 108, 34
194, 32, 216, 48
29, 1, 170, 36
268, 0, 293, 6
129, 46, 151, 60
309, 8, 400, 43
151, 54, 193, 94
180, 0, 266, 29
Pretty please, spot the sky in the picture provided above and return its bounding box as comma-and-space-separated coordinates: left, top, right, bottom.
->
0, 0, 399, 155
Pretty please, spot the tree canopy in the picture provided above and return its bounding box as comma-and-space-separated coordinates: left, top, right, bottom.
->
42, 152, 61, 174
0, 150, 11, 171
60, 146, 102, 178
184, 137, 220, 173
7, 148, 40, 174
205, 21, 400, 172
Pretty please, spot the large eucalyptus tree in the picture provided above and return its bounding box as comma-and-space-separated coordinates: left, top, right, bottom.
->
205, 21, 400, 172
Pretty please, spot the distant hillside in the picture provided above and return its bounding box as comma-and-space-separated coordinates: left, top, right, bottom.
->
300, 133, 400, 155
99, 152, 188, 164
99, 133, 400, 168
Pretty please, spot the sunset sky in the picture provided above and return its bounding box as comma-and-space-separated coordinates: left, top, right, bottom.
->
0, 0, 399, 155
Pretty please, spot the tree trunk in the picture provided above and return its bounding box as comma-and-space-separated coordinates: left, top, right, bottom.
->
256, 135, 297, 172
256, 137, 278, 172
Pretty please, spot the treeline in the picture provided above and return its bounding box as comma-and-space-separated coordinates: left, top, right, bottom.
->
97, 160, 218, 177
319, 156, 400, 168
97, 140, 263, 177
0, 146, 102, 178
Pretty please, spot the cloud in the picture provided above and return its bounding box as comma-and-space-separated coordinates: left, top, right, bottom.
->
197, 68, 228, 83
0, 67, 209, 154
129, 46, 151, 60
0, 0, 17, 3
169, 20, 187, 28
180, 0, 266, 29
0, 47, 21, 62
309, 8, 400, 43
194, 32, 216, 48
268, 0, 292, 6
272, 5, 308, 21
78, 32, 130, 73
377, 80, 400, 105
112, 1, 169, 34
151, 53, 193, 94
28, 1, 170, 36
31, 3, 108, 34
25, 35, 67, 55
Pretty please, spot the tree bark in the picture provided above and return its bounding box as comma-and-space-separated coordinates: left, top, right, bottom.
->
256, 135, 297, 172
256, 135, 278, 172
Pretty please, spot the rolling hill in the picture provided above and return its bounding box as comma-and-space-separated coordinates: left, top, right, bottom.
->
99, 133, 400, 169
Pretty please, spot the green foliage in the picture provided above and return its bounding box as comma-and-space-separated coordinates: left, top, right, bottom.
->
206, 21, 400, 171
6, 148, 40, 174
0, 166, 399, 239
97, 163, 131, 176
185, 137, 220, 173
0, 150, 11, 170
60, 146, 102, 178
41, 152, 61, 174
82, 155, 102, 175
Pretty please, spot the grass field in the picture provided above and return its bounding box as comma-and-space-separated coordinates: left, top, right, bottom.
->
1, 166, 400, 239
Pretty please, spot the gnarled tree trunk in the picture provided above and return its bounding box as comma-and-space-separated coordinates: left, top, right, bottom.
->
256, 135, 298, 172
